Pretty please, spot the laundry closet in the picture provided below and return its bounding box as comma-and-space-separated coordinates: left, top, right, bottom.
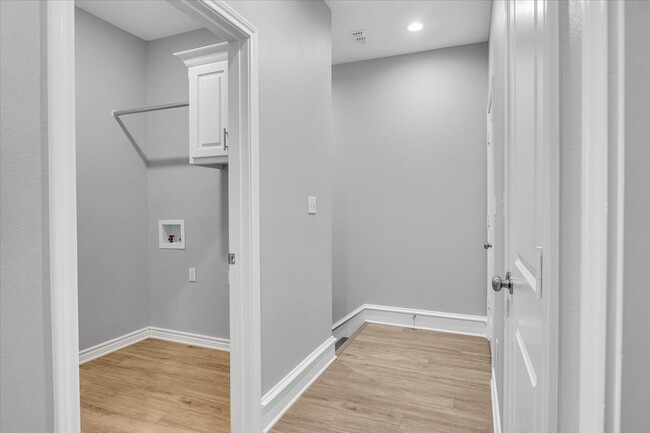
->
74, 2, 231, 430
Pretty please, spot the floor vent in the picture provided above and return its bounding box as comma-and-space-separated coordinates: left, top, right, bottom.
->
335, 337, 349, 352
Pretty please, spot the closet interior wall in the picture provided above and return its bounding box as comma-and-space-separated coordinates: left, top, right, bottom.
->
75, 7, 228, 351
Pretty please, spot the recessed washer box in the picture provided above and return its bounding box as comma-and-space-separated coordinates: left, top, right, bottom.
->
159, 220, 185, 249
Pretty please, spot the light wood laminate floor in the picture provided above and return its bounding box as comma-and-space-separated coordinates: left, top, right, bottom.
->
80, 339, 230, 433
271, 323, 493, 433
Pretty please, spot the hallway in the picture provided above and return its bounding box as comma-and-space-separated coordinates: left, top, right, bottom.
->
271, 324, 493, 433
6, 1, 648, 432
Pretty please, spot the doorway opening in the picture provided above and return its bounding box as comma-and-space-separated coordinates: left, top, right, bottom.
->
47, 1, 261, 432
74, 2, 230, 430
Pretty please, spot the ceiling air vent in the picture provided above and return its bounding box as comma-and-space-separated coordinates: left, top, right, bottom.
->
349, 30, 367, 45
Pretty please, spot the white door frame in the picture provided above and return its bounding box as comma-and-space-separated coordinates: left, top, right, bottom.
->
604, 2, 626, 432
47, 1, 262, 432
579, 1, 626, 433
578, 1, 608, 431
502, 0, 560, 431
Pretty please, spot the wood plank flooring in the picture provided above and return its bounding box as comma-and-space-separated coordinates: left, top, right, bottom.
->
271, 323, 493, 433
80, 325, 492, 433
80, 339, 230, 433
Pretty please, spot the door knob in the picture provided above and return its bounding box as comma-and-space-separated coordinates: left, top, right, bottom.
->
492, 272, 513, 294
484, 242, 492, 249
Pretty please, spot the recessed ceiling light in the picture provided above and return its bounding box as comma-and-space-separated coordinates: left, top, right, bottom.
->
408, 22, 424, 32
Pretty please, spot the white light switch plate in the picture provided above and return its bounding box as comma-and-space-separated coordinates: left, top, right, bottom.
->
189, 267, 196, 282
308, 196, 317, 215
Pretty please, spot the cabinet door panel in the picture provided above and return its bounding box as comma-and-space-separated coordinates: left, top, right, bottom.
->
188, 59, 228, 163
197, 71, 223, 149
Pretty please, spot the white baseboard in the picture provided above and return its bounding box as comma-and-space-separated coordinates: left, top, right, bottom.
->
332, 304, 488, 339
261, 336, 337, 433
149, 327, 230, 352
79, 327, 229, 364
491, 368, 502, 433
79, 327, 150, 365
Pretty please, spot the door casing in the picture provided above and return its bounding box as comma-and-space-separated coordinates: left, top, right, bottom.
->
580, 2, 626, 433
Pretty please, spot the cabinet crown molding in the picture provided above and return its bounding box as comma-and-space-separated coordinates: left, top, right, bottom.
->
174, 42, 229, 68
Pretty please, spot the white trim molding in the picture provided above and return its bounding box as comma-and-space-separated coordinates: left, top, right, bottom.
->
79, 328, 149, 365
332, 304, 488, 339
332, 304, 366, 339
174, 42, 229, 67
491, 368, 503, 433
580, 1, 610, 433
605, 2, 626, 433
149, 327, 230, 352
261, 337, 337, 433
47, 2, 81, 431
79, 327, 230, 365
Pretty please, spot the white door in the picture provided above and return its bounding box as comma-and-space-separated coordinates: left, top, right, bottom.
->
486, 81, 496, 341
499, 1, 557, 432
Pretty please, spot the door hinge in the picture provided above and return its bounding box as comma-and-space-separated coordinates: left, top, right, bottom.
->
536, 246, 543, 299
228, 253, 236, 265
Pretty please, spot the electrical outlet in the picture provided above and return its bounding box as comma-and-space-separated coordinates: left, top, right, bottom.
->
308, 196, 317, 215
189, 267, 196, 282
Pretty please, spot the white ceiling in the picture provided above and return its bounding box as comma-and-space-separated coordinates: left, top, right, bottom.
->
325, 0, 492, 65
75, 0, 205, 41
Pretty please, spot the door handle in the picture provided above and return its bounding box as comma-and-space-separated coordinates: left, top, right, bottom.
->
492, 272, 513, 294
484, 242, 492, 249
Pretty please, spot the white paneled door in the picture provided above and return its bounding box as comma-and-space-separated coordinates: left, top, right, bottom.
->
498, 1, 558, 432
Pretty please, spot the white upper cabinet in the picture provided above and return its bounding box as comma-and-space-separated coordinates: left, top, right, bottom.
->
175, 43, 228, 166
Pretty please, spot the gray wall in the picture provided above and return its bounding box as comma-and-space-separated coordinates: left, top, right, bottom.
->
0, 1, 53, 430
225, 0, 333, 395
621, 1, 650, 430
558, 1, 583, 431
488, 0, 507, 422
146, 30, 229, 338
75, 8, 150, 350
331, 43, 488, 323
